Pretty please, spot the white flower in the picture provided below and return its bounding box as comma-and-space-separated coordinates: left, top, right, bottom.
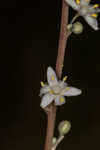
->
40, 67, 82, 108
65, 0, 100, 30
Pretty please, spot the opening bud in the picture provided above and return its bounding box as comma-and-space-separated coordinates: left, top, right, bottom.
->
58, 120, 71, 136
67, 24, 73, 31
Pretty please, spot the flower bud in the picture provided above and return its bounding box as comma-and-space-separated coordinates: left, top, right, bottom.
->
72, 22, 83, 34
67, 24, 73, 31
58, 120, 71, 136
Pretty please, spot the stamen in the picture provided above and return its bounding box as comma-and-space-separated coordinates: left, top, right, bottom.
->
60, 97, 64, 103
41, 81, 45, 87
76, 0, 80, 4
91, 13, 98, 18
51, 75, 55, 81
93, 4, 99, 8
66, 87, 70, 91
63, 76, 68, 82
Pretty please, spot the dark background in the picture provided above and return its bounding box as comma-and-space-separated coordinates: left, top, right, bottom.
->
0, 0, 100, 150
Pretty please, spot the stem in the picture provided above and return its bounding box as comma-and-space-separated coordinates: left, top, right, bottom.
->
44, 105, 57, 150
52, 136, 64, 150
44, 1, 70, 150
56, 0, 69, 79
70, 13, 80, 24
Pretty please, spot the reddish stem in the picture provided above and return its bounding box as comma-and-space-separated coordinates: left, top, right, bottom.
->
44, 1, 69, 150
44, 105, 57, 150
56, 0, 69, 78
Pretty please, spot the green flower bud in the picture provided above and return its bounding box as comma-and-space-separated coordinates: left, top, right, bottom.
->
58, 120, 71, 136
52, 137, 57, 145
72, 22, 83, 34
67, 24, 73, 31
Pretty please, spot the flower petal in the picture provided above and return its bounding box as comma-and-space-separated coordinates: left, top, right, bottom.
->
84, 15, 99, 30
55, 96, 66, 106
80, 0, 90, 6
62, 87, 82, 96
65, 0, 79, 11
40, 85, 50, 96
40, 94, 54, 108
47, 67, 58, 86
96, 8, 100, 13
89, 5, 100, 13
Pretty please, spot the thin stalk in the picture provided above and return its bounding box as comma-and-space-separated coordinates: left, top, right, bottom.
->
52, 136, 64, 150
44, 104, 57, 150
56, 0, 69, 79
70, 13, 80, 24
44, 1, 70, 150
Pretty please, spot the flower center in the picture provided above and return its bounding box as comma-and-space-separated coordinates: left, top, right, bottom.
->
52, 85, 61, 94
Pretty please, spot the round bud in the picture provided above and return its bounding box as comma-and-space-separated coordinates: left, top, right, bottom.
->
72, 22, 83, 34
58, 120, 71, 136
67, 24, 73, 31
52, 137, 57, 145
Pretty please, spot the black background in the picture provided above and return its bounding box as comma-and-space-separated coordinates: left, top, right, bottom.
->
0, 0, 100, 150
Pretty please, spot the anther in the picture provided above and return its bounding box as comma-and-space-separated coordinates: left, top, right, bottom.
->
40, 81, 45, 87
51, 76, 55, 81
60, 97, 64, 103
66, 87, 70, 91
93, 4, 99, 8
63, 76, 68, 82
76, 0, 80, 4
91, 13, 98, 18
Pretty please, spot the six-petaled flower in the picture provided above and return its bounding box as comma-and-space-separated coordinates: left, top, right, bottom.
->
40, 67, 82, 108
65, 0, 100, 30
